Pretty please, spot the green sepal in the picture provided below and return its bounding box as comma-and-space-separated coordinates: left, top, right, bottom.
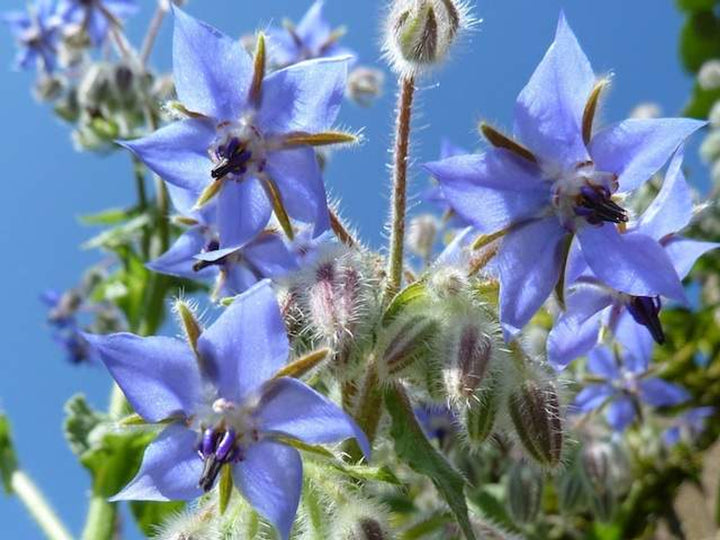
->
218, 464, 234, 515
383, 281, 429, 324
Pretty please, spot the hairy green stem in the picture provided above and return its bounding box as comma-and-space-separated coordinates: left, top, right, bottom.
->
385, 75, 416, 301
11, 471, 74, 540
81, 496, 116, 540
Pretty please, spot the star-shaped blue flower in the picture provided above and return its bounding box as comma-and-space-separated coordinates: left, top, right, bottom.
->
572, 329, 689, 432
58, 0, 137, 45
547, 150, 719, 369
41, 289, 93, 364
663, 406, 714, 446
267, 1, 356, 68
122, 9, 351, 249
84, 280, 369, 540
423, 14, 705, 339
3, 0, 61, 72
149, 185, 299, 299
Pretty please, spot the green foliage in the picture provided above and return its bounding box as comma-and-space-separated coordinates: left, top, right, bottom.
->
383, 281, 430, 324
0, 415, 18, 494
676, 0, 718, 12
680, 10, 720, 73
684, 82, 720, 117
385, 384, 476, 540
64, 395, 105, 456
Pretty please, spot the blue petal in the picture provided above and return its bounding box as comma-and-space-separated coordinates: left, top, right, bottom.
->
173, 8, 252, 120
577, 226, 686, 302
104, 0, 138, 19
635, 149, 693, 240
434, 226, 476, 268
256, 377, 370, 458
496, 218, 567, 338
219, 265, 259, 297
197, 281, 289, 401
423, 149, 550, 234
587, 346, 619, 380
606, 396, 636, 432
589, 118, 706, 191
233, 441, 302, 540
513, 13, 594, 168
265, 148, 330, 236
572, 384, 614, 413
257, 57, 348, 134
295, 1, 331, 51
120, 119, 214, 192
614, 312, 653, 372
83, 333, 201, 422
639, 378, 690, 407
111, 423, 203, 502
218, 178, 272, 249
663, 237, 720, 280
663, 426, 681, 446
148, 228, 216, 281
547, 285, 613, 370
440, 138, 468, 160
244, 233, 299, 277
86, 9, 110, 45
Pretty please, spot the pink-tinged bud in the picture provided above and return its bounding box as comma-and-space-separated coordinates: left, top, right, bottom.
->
347, 518, 390, 540
506, 461, 544, 524
381, 314, 439, 375
508, 381, 564, 468
445, 325, 493, 399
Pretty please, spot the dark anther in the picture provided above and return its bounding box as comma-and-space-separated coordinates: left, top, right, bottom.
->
627, 296, 665, 345
211, 138, 252, 180
192, 239, 223, 273
197, 428, 237, 493
575, 185, 629, 225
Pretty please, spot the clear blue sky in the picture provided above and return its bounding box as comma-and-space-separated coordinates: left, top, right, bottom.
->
0, 1, 704, 538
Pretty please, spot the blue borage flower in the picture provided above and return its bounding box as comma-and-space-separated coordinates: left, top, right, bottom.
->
122, 8, 353, 250
3, 0, 61, 72
572, 328, 689, 432
41, 289, 93, 364
266, 0, 356, 68
547, 150, 720, 369
423, 14, 706, 339
84, 280, 369, 540
422, 139, 471, 228
414, 404, 456, 446
58, 0, 137, 46
149, 185, 298, 299
663, 406, 714, 446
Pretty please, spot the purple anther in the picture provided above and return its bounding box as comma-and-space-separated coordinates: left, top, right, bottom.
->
627, 295, 665, 344
215, 429, 236, 462
200, 428, 217, 459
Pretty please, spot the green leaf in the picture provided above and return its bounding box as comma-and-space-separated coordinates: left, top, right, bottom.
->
64, 394, 105, 456
82, 214, 150, 251
676, 0, 717, 12
384, 384, 476, 540
129, 501, 185, 537
0, 415, 19, 494
383, 282, 429, 324
468, 484, 519, 534
218, 464, 233, 515
79, 207, 136, 226
683, 81, 720, 118
680, 11, 720, 73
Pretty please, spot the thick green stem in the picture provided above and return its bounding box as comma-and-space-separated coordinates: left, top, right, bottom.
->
81, 496, 116, 540
386, 75, 416, 301
11, 471, 74, 540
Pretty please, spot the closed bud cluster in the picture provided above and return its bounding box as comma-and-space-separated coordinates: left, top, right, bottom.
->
347, 67, 385, 107
508, 379, 564, 468
384, 0, 472, 76
506, 461, 544, 525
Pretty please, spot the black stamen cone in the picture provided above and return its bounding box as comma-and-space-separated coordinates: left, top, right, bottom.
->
577, 186, 628, 225
199, 455, 224, 493
627, 296, 665, 345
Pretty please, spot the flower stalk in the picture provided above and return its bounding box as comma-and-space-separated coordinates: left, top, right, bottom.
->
11, 471, 73, 540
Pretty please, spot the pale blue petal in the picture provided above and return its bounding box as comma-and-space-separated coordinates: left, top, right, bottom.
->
111, 424, 202, 502
244, 233, 299, 277
296, 1, 331, 51
587, 346, 619, 380
496, 218, 567, 338
434, 226, 476, 267
614, 312, 653, 371
440, 138, 468, 159
104, 0, 138, 19
257, 377, 370, 457
423, 149, 550, 234
218, 178, 272, 249
635, 149, 693, 240
148, 228, 216, 281
197, 281, 288, 401
83, 333, 201, 422
173, 8, 252, 119
120, 119, 214, 192
257, 57, 348, 133
265, 148, 330, 236
577, 226, 686, 302
606, 396, 636, 432
589, 118, 706, 191
639, 378, 689, 408
513, 13, 594, 168
220, 265, 259, 297
233, 441, 302, 540
572, 384, 613, 413
663, 237, 720, 280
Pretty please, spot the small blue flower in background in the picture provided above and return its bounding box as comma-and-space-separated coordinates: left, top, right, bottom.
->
663, 406, 714, 446
84, 280, 369, 540
424, 14, 705, 340
3, 0, 61, 72
41, 289, 92, 364
122, 8, 351, 249
414, 404, 456, 447
266, 1, 356, 68
572, 329, 689, 432
58, 0, 137, 46
149, 186, 298, 299
547, 150, 719, 369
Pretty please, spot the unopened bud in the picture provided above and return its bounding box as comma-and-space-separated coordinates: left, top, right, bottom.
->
384, 0, 469, 75
381, 314, 438, 374
444, 324, 493, 399
580, 441, 621, 522
464, 377, 499, 445
556, 468, 587, 513
406, 214, 439, 261
699, 59, 720, 90
506, 461, 544, 525
508, 381, 564, 468
347, 67, 385, 107
428, 266, 469, 299
629, 102, 661, 120
33, 75, 63, 102
347, 518, 390, 540
700, 130, 720, 164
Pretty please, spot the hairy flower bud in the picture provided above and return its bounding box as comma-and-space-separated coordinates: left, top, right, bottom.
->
556, 467, 587, 514
464, 378, 499, 445
629, 102, 661, 120
332, 500, 392, 540
406, 214, 439, 261
380, 313, 439, 375
347, 518, 390, 540
698, 59, 720, 90
700, 130, 720, 164
444, 324, 493, 399
347, 67, 385, 107
506, 461, 544, 524
579, 441, 627, 522
384, 0, 470, 75
508, 380, 564, 468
